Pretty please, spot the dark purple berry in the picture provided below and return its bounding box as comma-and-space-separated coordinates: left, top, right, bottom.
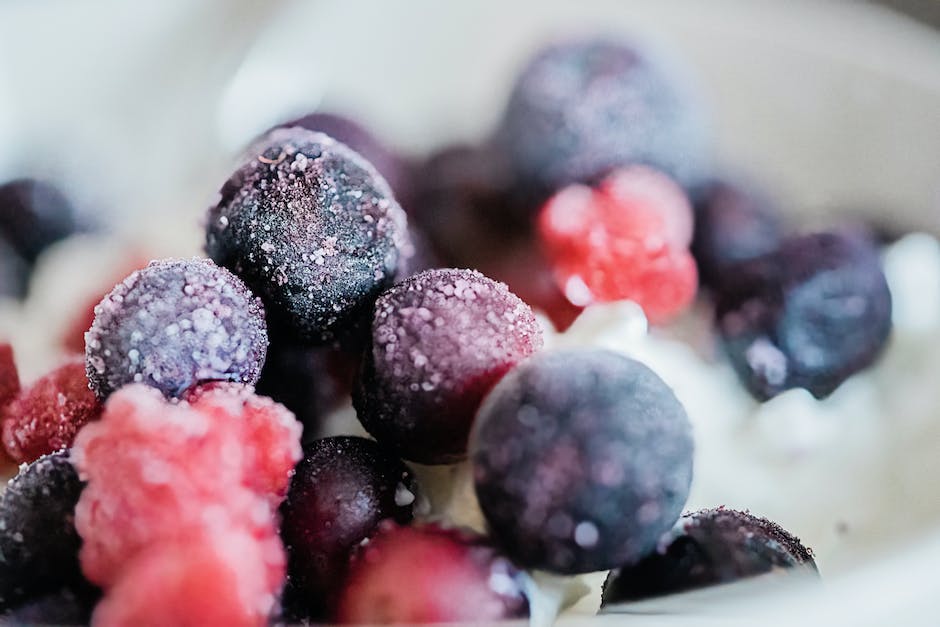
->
2, 583, 99, 625
255, 340, 358, 444
717, 231, 892, 400
206, 128, 413, 343
84, 258, 268, 400
495, 38, 709, 209
280, 436, 418, 621
0, 179, 77, 264
0, 239, 29, 299
0, 451, 93, 611
470, 349, 694, 574
279, 112, 412, 202
353, 268, 543, 465
600, 508, 818, 607
690, 179, 783, 291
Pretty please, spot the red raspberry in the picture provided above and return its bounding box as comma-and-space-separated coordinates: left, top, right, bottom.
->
92, 531, 279, 627
0, 343, 20, 409
335, 523, 529, 624
1, 358, 102, 464
72, 383, 301, 614
537, 166, 698, 323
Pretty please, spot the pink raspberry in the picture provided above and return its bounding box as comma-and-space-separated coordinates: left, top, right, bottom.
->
91, 530, 282, 627
537, 166, 698, 323
71, 383, 301, 621
1, 358, 102, 464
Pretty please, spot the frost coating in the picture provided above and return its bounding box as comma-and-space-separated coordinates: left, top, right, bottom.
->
84, 257, 267, 399
206, 128, 412, 343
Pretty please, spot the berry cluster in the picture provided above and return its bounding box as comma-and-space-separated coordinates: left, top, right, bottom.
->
0, 30, 904, 626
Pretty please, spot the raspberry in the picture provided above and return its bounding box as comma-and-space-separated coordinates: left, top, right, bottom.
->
92, 532, 278, 627
0, 343, 20, 409
537, 167, 698, 323
1, 358, 102, 463
335, 523, 528, 624
353, 268, 543, 464
71, 382, 301, 618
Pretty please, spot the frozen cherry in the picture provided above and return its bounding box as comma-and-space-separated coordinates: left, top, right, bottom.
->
717, 231, 892, 400
601, 508, 817, 606
206, 127, 413, 343
279, 112, 411, 201
495, 38, 708, 205
353, 268, 543, 464
280, 436, 418, 620
691, 179, 783, 291
537, 167, 698, 322
0, 179, 77, 264
334, 522, 528, 624
0, 451, 89, 611
471, 349, 694, 574
84, 257, 268, 400
2, 358, 103, 464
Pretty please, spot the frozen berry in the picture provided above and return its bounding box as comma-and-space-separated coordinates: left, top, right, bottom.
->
335, 522, 528, 624
2, 583, 99, 625
280, 436, 418, 620
0, 343, 20, 409
495, 38, 708, 205
537, 167, 698, 322
691, 179, 783, 291
72, 383, 301, 588
206, 128, 412, 343
1, 358, 102, 464
92, 531, 279, 627
354, 268, 543, 464
0, 179, 77, 263
84, 257, 268, 400
601, 508, 817, 606
717, 231, 892, 400
471, 349, 694, 574
256, 340, 357, 440
0, 451, 89, 611
280, 112, 411, 201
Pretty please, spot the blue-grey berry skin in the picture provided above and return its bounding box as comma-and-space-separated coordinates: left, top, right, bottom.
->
600, 508, 817, 607
205, 128, 412, 344
717, 231, 892, 401
0, 452, 91, 611
0, 179, 77, 263
84, 257, 268, 400
470, 349, 694, 574
495, 38, 709, 208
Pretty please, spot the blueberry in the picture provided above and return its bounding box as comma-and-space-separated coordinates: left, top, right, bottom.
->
0, 451, 93, 611
717, 231, 892, 400
495, 38, 709, 209
279, 436, 418, 621
690, 179, 783, 291
0, 179, 77, 264
278, 112, 412, 202
353, 268, 543, 464
84, 257, 268, 400
0, 239, 29, 300
471, 349, 694, 574
600, 508, 817, 606
206, 128, 413, 343
2, 584, 99, 625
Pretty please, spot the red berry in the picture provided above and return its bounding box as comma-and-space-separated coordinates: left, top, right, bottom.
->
1, 358, 102, 464
91, 532, 277, 627
537, 166, 697, 323
71, 383, 301, 611
335, 523, 528, 624
0, 343, 20, 409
